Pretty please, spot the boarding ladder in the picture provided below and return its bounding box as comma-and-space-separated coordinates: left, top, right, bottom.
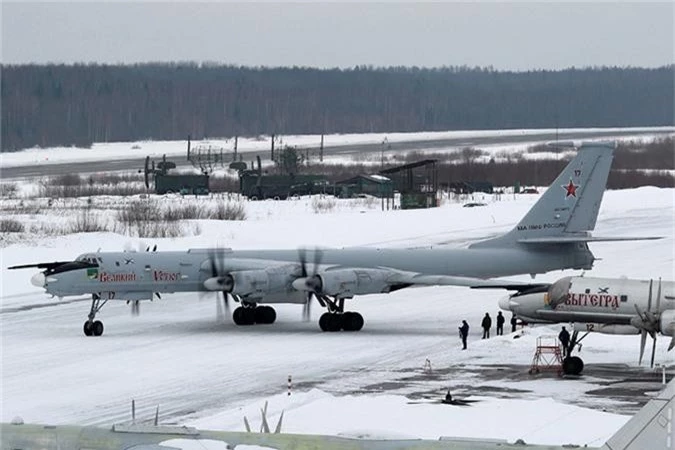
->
529, 336, 563, 376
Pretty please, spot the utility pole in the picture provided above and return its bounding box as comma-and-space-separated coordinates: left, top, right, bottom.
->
381, 137, 388, 211
271, 134, 275, 163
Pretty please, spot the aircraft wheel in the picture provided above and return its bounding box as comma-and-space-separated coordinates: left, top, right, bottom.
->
92, 320, 104, 336
342, 312, 364, 331
328, 314, 343, 332
255, 306, 276, 324
319, 313, 342, 332
83, 321, 93, 337
232, 307, 243, 325
562, 356, 584, 375
266, 306, 277, 324
233, 307, 255, 325
319, 313, 330, 331
232, 306, 255, 325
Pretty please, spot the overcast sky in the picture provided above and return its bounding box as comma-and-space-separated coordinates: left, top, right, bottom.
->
2, 2, 673, 70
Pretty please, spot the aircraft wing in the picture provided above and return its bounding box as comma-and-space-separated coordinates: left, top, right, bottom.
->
385, 270, 541, 290
470, 282, 551, 294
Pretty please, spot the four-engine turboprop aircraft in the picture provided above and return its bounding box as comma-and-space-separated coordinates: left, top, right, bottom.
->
497, 276, 675, 374
8, 142, 658, 336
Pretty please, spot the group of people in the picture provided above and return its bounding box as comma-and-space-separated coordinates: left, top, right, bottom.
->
458, 311, 518, 349
457, 313, 574, 357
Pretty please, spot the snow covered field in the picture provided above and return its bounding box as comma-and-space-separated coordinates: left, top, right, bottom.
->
0, 130, 673, 447
1, 126, 672, 169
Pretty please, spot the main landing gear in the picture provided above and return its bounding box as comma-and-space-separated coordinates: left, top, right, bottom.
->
83, 293, 107, 337
317, 296, 364, 332
232, 305, 277, 326
562, 330, 589, 376
319, 311, 364, 332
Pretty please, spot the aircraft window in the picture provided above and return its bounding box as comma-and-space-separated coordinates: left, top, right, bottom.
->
115, 261, 120, 266
620, 295, 628, 302
585, 289, 590, 294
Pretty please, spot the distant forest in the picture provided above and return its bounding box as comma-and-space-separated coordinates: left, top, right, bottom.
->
1, 64, 673, 152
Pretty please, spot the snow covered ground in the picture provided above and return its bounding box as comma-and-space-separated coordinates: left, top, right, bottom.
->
0, 130, 673, 447
1, 186, 673, 447
1, 126, 672, 169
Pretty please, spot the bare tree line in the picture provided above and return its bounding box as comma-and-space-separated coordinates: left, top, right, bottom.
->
2, 64, 673, 151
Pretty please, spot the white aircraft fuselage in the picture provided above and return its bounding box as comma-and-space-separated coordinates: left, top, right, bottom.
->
36, 245, 594, 302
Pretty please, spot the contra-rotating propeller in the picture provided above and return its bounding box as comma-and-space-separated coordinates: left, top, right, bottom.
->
206, 249, 236, 321
632, 278, 662, 368
295, 248, 325, 321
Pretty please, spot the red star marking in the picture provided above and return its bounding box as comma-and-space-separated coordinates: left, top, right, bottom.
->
563, 179, 579, 198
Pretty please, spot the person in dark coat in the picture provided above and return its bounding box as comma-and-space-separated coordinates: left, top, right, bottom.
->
496, 311, 505, 335
481, 313, 492, 339
458, 320, 469, 350
558, 326, 571, 357
510, 314, 517, 333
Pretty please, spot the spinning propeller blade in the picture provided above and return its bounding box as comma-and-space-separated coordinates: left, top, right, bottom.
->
207, 249, 231, 321
639, 330, 647, 365
298, 247, 323, 321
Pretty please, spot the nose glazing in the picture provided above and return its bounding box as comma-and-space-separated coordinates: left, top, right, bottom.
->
30, 272, 46, 288
498, 295, 514, 311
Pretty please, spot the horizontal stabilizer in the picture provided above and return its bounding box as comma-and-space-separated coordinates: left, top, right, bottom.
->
518, 235, 662, 244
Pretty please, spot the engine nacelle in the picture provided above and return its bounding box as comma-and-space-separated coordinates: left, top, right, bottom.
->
204, 265, 299, 299
317, 269, 391, 298
229, 270, 270, 296
660, 310, 675, 337
572, 323, 639, 335
499, 292, 545, 318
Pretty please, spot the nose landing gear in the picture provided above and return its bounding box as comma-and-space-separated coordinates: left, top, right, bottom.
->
83, 293, 107, 337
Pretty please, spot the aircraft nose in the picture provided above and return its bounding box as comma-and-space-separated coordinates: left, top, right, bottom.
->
498, 295, 515, 311
30, 272, 46, 288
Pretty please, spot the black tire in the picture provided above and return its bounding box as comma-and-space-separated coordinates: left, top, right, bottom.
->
92, 320, 104, 336
265, 306, 276, 324
83, 321, 93, 337
233, 307, 254, 325
319, 313, 331, 331
342, 312, 364, 331
327, 314, 343, 332
255, 306, 276, 324
562, 356, 584, 375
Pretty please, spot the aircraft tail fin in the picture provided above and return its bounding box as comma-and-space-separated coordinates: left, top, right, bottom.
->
601, 377, 674, 450
472, 141, 615, 249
